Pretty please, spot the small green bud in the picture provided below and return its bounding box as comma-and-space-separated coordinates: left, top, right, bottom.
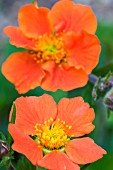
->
104, 87, 113, 111
0, 140, 9, 158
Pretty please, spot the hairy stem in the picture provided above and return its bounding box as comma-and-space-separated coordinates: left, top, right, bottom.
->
89, 73, 113, 87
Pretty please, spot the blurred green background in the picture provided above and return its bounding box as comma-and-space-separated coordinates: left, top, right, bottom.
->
0, 0, 113, 170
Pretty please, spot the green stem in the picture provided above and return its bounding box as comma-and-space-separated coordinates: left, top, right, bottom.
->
81, 164, 91, 170
8, 163, 16, 170
32, 0, 35, 4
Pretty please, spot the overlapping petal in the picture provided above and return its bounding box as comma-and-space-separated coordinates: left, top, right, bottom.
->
8, 124, 43, 165
38, 150, 80, 170
57, 97, 95, 137
10, 94, 57, 135
2, 52, 45, 94
3, 26, 35, 49
65, 137, 106, 164
18, 4, 52, 38
41, 62, 88, 91
48, 0, 97, 34
65, 31, 101, 74
2, 0, 101, 93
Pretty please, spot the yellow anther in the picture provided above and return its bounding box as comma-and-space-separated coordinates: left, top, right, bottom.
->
34, 118, 71, 149
68, 126, 72, 130
39, 130, 42, 133
50, 118, 53, 122
61, 120, 65, 125
31, 33, 67, 65
35, 125, 38, 129
44, 121, 47, 125
48, 117, 54, 123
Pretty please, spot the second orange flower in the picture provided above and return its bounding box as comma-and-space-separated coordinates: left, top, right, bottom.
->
9, 94, 106, 169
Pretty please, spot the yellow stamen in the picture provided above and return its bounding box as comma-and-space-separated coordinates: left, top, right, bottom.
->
30, 33, 68, 65
35, 118, 72, 149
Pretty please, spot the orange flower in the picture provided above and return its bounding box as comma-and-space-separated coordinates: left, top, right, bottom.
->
2, 0, 101, 93
9, 94, 106, 169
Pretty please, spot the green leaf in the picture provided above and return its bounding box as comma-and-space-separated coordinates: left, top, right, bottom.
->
17, 156, 35, 170
86, 154, 113, 170
0, 156, 10, 168
9, 103, 16, 124
7, 103, 16, 146
7, 131, 12, 151
0, 132, 6, 142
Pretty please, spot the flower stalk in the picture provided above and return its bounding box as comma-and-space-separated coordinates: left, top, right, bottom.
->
8, 163, 16, 170
32, 0, 35, 4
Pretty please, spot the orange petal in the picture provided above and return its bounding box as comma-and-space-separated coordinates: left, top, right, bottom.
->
18, 4, 52, 38
38, 150, 80, 170
65, 31, 101, 74
2, 52, 45, 93
57, 97, 95, 137
66, 137, 106, 164
9, 95, 57, 135
3, 26, 35, 49
8, 124, 43, 166
41, 62, 88, 91
49, 0, 97, 34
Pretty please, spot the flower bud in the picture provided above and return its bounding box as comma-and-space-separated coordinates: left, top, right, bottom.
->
0, 140, 9, 158
103, 87, 113, 111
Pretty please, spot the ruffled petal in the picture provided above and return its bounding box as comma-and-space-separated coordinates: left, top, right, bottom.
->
18, 4, 52, 38
65, 31, 101, 74
57, 97, 95, 137
9, 94, 57, 135
3, 26, 35, 49
48, 0, 97, 34
41, 62, 88, 91
2, 52, 45, 94
66, 137, 106, 164
8, 124, 43, 166
38, 150, 80, 170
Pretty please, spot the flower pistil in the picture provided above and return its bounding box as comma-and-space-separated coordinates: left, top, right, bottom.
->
30, 33, 68, 64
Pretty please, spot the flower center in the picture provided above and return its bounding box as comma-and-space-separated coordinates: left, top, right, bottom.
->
30, 33, 68, 64
34, 118, 71, 150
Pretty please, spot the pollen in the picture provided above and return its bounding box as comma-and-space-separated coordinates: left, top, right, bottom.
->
30, 33, 68, 65
35, 118, 71, 149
